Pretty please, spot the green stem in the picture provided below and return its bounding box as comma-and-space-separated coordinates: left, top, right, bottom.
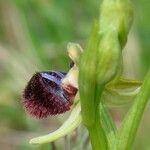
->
88, 108, 108, 150
100, 103, 116, 149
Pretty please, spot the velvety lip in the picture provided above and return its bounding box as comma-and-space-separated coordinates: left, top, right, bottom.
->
22, 71, 77, 118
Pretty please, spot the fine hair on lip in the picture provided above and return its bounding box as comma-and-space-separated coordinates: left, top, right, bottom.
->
22, 71, 77, 118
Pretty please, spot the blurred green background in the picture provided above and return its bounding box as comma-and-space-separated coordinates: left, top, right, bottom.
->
0, 0, 149, 150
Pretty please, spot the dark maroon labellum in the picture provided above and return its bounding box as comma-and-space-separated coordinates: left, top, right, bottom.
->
22, 71, 77, 118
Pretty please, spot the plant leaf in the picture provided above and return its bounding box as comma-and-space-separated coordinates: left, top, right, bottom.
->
116, 70, 150, 150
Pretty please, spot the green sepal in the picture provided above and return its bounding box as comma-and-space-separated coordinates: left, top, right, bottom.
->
103, 78, 142, 107
30, 103, 81, 145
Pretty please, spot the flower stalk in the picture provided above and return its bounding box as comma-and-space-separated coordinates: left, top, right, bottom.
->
79, 0, 134, 149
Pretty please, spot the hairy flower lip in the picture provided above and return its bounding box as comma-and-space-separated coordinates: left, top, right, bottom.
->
22, 71, 77, 118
